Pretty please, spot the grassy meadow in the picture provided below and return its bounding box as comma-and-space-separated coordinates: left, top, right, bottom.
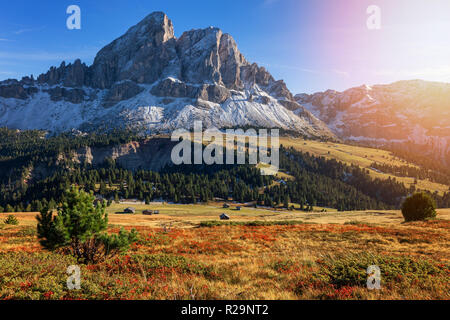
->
0, 203, 449, 300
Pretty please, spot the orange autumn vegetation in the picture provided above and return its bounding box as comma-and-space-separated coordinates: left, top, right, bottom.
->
0, 215, 449, 300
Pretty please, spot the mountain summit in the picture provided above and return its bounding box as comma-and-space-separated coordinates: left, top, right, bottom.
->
0, 12, 333, 138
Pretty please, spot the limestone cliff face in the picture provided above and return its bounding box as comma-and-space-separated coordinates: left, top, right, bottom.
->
22, 138, 177, 184
73, 138, 177, 171
90, 12, 177, 89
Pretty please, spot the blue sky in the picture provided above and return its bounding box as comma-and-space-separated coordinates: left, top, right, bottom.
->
1, 0, 449, 93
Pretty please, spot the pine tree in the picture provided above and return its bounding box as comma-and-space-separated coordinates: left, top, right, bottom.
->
48, 199, 57, 210
36, 187, 137, 263
99, 181, 107, 195
191, 190, 197, 204
283, 195, 290, 208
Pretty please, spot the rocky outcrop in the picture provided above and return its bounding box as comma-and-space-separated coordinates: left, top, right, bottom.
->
269, 80, 294, 101
45, 87, 86, 104
150, 78, 199, 99
241, 63, 274, 87
37, 60, 89, 87
151, 78, 230, 104
278, 100, 301, 111
197, 84, 230, 104
260, 96, 271, 105
103, 81, 144, 107
0, 83, 38, 99
73, 138, 177, 171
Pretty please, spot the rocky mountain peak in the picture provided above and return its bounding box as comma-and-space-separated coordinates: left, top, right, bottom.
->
89, 12, 177, 89
13, 11, 294, 98
0, 11, 334, 139
109, 11, 175, 49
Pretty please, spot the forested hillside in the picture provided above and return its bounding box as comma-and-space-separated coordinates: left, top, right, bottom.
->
0, 128, 449, 213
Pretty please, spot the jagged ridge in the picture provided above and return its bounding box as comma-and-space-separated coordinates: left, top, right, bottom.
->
295, 80, 450, 164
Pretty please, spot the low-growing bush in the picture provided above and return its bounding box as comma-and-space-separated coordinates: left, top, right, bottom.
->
199, 220, 304, 227
16, 226, 37, 237
4, 215, 19, 225
401, 193, 437, 222
315, 253, 447, 288
271, 260, 295, 272
344, 221, 376, 227
0, 252, 78, 299
131, 253, 215, 277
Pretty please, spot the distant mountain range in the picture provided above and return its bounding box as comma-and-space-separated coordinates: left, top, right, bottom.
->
0, 11, 332, 139
295, 80, 450, 164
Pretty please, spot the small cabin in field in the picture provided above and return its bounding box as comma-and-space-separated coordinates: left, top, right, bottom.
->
220, 213, 230, 220
143, 210, 153, 215
124, 207, 136, 214
153, 210, 160, 215
223, 203, 230, 208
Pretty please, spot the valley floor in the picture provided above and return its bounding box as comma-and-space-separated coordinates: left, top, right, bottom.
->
0, 205, 449, 300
